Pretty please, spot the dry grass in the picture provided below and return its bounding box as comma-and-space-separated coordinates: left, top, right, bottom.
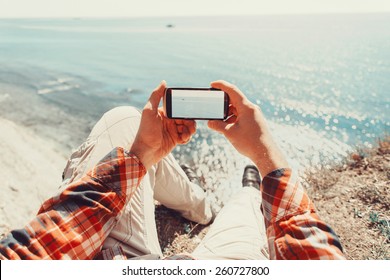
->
155, 138, 390, 259
155, 205, 209, 257
305, 137, 389, 259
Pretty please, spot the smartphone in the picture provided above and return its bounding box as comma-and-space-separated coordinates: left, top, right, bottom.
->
164, 87, 229, 120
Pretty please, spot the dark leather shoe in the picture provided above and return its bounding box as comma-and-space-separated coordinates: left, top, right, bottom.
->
242, 165, 261, 190
180, 164, 202, 188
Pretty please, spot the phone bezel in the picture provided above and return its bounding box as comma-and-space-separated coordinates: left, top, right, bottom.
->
164, 87, 229, 120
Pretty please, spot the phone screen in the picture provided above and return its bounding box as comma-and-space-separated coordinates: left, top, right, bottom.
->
170, 89, 227, 119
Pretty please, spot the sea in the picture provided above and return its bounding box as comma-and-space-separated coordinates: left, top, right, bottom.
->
0, 14, 389, 208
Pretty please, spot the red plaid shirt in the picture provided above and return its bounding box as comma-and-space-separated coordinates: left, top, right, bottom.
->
0, 147, 344, 260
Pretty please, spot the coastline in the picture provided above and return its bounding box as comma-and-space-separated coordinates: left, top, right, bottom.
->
0, 116, 65, 234
0, 74, 113, 235
0, 77, 388, 259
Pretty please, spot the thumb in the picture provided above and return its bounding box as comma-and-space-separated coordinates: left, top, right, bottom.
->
147, 80, 166, 111
208, 120, 231, 135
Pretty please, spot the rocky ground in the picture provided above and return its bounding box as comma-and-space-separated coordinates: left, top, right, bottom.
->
305, 138, 389, 259
156, 138, 390, 260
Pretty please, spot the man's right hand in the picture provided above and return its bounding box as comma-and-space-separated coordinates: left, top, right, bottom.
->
208, 80, 289, 177
130, 81, 196, 170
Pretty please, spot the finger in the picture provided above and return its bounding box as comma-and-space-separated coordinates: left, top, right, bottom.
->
210, 80, 246, 106
225, 114, 237, 124
146, 80, 166, 112
176, 121, 196, 142
158, 107, 167, 118
177, 124, 184, 134
181, 138, 191, 145
166, 118, 181, 144
228, 104, 237, 116
181, 120, 197, 135
179, 125, 192, 144
208, 119, 232, 135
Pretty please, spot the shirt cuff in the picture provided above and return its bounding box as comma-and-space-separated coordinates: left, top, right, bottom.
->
260, 168, 314, 226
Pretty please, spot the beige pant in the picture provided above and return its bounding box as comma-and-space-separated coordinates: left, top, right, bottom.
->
60, 106, 268, 260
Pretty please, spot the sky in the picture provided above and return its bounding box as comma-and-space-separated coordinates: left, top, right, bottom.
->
0, 0, 389, 18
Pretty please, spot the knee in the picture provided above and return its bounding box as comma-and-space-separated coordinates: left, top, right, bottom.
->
103, 106, 141, 122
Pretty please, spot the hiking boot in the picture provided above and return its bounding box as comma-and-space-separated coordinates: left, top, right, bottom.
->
242, 165, 261, 190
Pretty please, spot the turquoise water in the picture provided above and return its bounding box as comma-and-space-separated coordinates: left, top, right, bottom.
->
0, 14, 389, 204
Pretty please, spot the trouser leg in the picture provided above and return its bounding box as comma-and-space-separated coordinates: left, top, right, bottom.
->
60, 106, 161, 257
191, 187, 269, 260
154, 154, 213, 225
60, 106, 212, 258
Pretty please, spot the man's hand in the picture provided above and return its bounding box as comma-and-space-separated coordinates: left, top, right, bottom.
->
208, 80, 289, 177
130, 81, 196, 169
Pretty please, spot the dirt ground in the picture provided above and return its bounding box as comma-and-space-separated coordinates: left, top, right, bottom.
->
305, 138, 389, 259
156, 138, 390, 260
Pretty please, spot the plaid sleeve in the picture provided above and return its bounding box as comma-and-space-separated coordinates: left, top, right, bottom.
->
261, 168, 345, 260
0, 147, 146, 260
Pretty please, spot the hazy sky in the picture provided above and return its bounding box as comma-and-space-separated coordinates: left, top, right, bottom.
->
0, 0, 389, 18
